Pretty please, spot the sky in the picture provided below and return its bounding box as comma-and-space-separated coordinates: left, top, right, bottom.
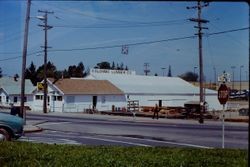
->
0, 0, 249, 82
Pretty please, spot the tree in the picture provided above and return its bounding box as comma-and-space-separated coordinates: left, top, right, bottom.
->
111, 62, 115, 70
25, 62, 37, 85
0, 67, 2, 78
179, 71, 198, 82
125, 66, 128, 71
67, 62, 86, 78
36, 61, 57, 82
167, 65, 172, 77
14, 74, 19, 81
95, 61, 111, 69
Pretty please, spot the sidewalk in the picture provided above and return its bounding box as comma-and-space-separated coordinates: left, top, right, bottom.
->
24, 120, 43, 133
26, 110, 248, 127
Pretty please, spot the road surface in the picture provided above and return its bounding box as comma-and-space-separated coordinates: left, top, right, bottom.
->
20, 112, 248, 149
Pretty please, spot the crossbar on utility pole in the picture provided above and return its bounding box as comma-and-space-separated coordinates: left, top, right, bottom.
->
20, 0, 31, 123
38, 10, 53, 114
187, 1, 209, 124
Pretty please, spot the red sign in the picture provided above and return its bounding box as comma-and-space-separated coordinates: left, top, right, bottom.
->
218, 84, 229, 105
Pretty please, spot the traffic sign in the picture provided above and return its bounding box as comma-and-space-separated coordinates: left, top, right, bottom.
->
218, 84, 229, 105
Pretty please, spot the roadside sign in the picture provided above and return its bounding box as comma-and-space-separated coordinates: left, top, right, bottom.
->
218, 84, 229, 105
37, 82, 44, 91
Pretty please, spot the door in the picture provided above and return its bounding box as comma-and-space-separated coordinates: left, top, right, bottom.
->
92, 96, 97, 110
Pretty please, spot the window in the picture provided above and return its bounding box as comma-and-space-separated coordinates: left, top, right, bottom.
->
101, 96, 106, 103
6, 96, 9, 103
35, 95, 43, 100
24, 96, 27, 102
53, 96, 63, 101
0, 96, 2, 103
66, 96, 75, 103
57, 96, 62, 101
14, 97, 18, 103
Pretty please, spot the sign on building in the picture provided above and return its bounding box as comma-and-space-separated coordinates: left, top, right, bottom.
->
37, 82, 44, 91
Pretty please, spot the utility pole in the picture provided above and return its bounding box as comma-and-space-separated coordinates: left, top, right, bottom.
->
240, 65, 244, 93
144, 63, 150, 76
38, 10, 53, 114
213, 67, 217, 88
231, 66, 235, 90
21, 0, 31, 122
187, 1, 209, 124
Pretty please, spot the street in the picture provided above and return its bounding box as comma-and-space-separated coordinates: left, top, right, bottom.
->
19, 112, 248, 149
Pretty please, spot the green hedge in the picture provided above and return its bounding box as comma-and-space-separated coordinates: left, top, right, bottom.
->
0, 142, 248, 167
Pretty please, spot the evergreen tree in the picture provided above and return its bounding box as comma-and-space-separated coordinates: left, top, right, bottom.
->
125, 66, 128, 71
25, 62, 37, 85
111, 62, 115, 70
179, 71, 198, 82
0, 67, 2, 78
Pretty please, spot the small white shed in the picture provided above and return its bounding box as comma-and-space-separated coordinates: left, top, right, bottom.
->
0, 77, 34, 108
32, 78, 126, 112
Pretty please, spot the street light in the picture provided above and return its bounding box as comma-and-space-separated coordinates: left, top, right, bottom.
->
213, 66, 217, 85
194, 66, 198, 85
161, 67, 166, 76
231, 66, 236, 90
193, 66, 198, 75
240, 65, 244, 93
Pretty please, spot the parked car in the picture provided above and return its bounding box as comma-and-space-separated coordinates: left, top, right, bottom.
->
0, 112, 24, 141
229, 89, 249, 100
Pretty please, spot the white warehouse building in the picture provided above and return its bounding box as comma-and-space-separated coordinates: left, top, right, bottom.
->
85, 69, 222, 111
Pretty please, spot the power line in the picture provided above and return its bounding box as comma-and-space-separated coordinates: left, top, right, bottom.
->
48, 35, 196, 53
0, 50, 43, 61
0, 27, 248, 61
207, 27, 249, 36
32, 1, 190, 26
53, 21, 190, 29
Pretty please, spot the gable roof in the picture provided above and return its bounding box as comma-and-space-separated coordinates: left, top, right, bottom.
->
48, 78, 124, 95
85, 69, 217, 95
0, 77, 35, 95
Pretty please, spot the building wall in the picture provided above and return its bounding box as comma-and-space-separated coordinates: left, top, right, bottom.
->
0, 89, 33, 107
32, 81, 127, 112
63, 94, 126, 112
32, 85, 63, 112
127, 94, 221, 111
0, 90, 8, 105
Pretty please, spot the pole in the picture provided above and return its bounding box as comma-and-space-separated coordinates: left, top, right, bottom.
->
198, 0, 204, 124
194, 66, 197, 75
20, 0, 31, 123
231, 66, 235, 90
187, 1, 209, 124
38, 10, 53, 114
43, 12, 48, 114
222, 104, 225, 148
240, 65, 243, 93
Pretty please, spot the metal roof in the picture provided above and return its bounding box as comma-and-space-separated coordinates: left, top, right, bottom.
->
0, 77, 35, 95
85, 69, 217, 95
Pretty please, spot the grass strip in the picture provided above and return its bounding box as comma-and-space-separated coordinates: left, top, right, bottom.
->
0, 142, 248, 167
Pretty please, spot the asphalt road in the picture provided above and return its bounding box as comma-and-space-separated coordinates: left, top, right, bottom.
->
20, 112, 248, 149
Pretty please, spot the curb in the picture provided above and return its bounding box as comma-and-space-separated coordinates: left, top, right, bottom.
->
24, 126, 43, 133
